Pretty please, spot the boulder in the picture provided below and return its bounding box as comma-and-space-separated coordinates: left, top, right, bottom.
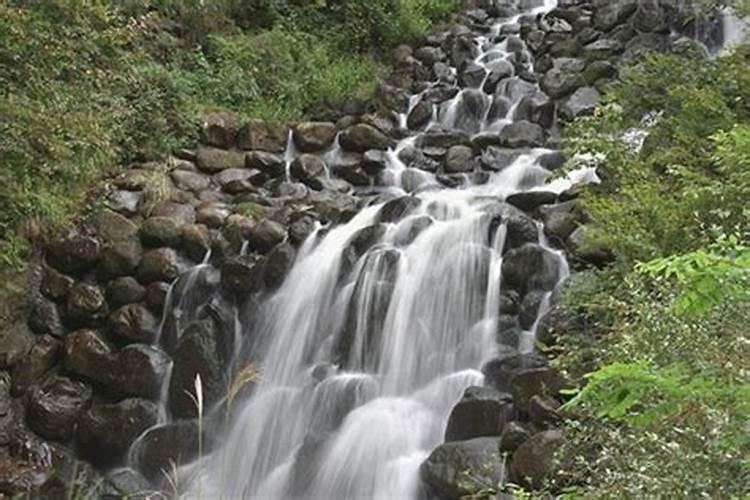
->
499, 421, 531, 453
290, 154, 325, 181
199, 110, 239, 148
181, 224, 212, 262
560, 86, 600, 120
293, 122, 337, 152
137, 248, 180, 284
130, 420, 203, 482
237, 120, 289, 153
263, 243, 296, 290
28, 297, 64, 338
46, 234, 101, 275
40, 267, 74, 302
444, 386, 515, 442
444, 145, 475, 174
65, 283, 107, 326
11, 335, 61, 397
108, 304, 158, 344
407, 100, 433, 130
541, 63, 584, 99
77, 399, 159, 466
106, 277, 146, 307
170, 169, 211, 192
114, 344, 171, 399
63, 329, 116, 384
501, 243, 562, 294
339, 124, 394, 153
593, 0, 638, 31
26, 375, 92, 442
195, 146, 246, 173
246, 151, 286, 178
510, 430, 564, 488
420, 437, 505, 499
107, 190, 141, 216
140, 216, 182, 248
506, 191, 558, 212
378, 196, 421, 223
95, 210, 142, 277
499, 121, 545, 148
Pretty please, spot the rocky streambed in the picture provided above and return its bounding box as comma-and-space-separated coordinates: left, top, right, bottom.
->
0, 0, 726, 498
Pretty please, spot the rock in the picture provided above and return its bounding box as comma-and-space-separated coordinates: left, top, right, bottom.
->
114, 344, 171, 399
538, 150, 567, 171
139, 216, 182, 248
0, 321, 33, 369
500, 421, 531, 453
340, 224, 387, 277
289, 214, 318, 245
458, 62, 487, 88
583, 38, 624, 60
510, 430, 564, 488
444, 386, 514, 442
199, 110, 239, 148
501, 244, 562, 295
131, 420, 202, 482
168, 320, 226, 419
195, 146, 246, 173
28, 297, 64, 338
197, 203, 231, 229
339, 124, 394, 153
377, 196, 421, 223
293, 122, 337, 152
451, 89, 489, 134
26, 375, 92, 442
152, 202, 195, 225
46, 234, 101, 275
40, 267, 74, 302
528, 395, 561, 426
221, 255, 263, 295
145, 281, 171, 312
63, 329, 116, 383
393, 215, 433, 246
95, 210, 142, 277
444, 145, 475, 174
108, 304, 158, 344
420, 437, 505, 499
170, 169, 211, 192
519, 290, 547, 330
106, 277, 146, 307
568, 225, 614, 267
540, 201, 580, 243
11, 335, 61, 397
414, 46, 446, 65
541, 63, 584, 99
623, 32, 670, 61
593, 0, 637, 31
246, 151, 285, 178
65, 283, 107, 326
290, 154, 325, 181
263, 243, 296, 290
107, 190, 141, 216
237, 120, 289, 153
499, 121, 545, 148
361, 150, 390, 175
481, 202, 538, 252
506, 191, 558, 212
481, 352, 549, 393
77, 399, 159, 466
418, 130, 471, 150
247, 219, 287, 254
407, 99, 433, 130
102, 468, 154, 499
137, 248, 179, 284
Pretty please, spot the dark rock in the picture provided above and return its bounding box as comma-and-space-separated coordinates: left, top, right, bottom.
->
480, 147, 525, 171
583, 38, 625, 60
137, 248, 179, 284
340, 224, 387, 278
407, 100, 433, 130
540, 201, 580, 243
221, 254, 263, 295
107, 277, 146, 307
444, 386, 514, 442
418, 130, 471, 149
77, 399, 158, 466
95, 210, 142, 278
362, 150, 390, 175
593, 0, 637, 31
541, 62, 584, 99
420, 437, 504, 499
28, 297, 64, 338
66, 283, 107, 326
63, 329, 116, 384
501, 243, 562, 295
114, 344, 170, 399
197, 203, 231, 229
290, 154, 325, 181
131, 420, 202, 482
246, 151, 286, 178
538, 150, 567, 171
568, 225, 614, 267
145, 281, 171, 312
46, 234, 101, 275
293, 122, 337, 152
11, 335, 61, 397
458, 62, 487, 88
506, 191, 558, 212
500, 421, 531, 453
199, 110, 239, 148
195, 146, 246, 173
481, 352, 549, 393
171, 169, 211, 192
140, 216, 182, 248
237, 120, 289, 153
444, 145, 475, 174
499, 121, 545, 148
40, 267, 74, 302
339, 124, 394, 153
181, 224, 211, 262
0, 321, 33, 369
528, 395, 561, 426
623, 32, 670, 61
289, 214, 318, 245
392, 215, 434, 246
451, 89, 490, 134
263, 243, 296, 290
510, 430, 564, 488
378, 196, 421, 223
414, 46, 447, 65
26, 375, 92, 442
102, 468, 154, 499
481, 202, 538, 252
108, 304, 158, 344
247, 219, 287, 254
519, 290, 547, 330
168, 320, 226, 419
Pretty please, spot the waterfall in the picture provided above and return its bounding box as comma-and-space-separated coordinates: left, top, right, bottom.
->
173, 1, 593, 498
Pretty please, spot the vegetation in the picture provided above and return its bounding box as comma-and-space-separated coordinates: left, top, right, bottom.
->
0, 0, 455, 311
551, 45, 750, 497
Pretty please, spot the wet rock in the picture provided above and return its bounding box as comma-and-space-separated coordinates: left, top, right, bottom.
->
263, 243, 296, 290
63, 329, 116, 382
139, 216, 182, 248
377, 196, 421, 223
246, 151, 286, 178
483, 60, 515, 93
420, 437, 504, 499
66, 283, 107, 326
500, 421, 532, 453
102, 468, 154, 499
40, 267, 74, 302
458, 62, 487, 88
293, 122, 337, 152
444, 386, 514, 442
289, 214, 318, 245
195, 146, 246, 173
414, 46, 447, 65
131, 420, 202, 482
593, 0, 638, 32
499, 121, 545, 148
247, 219, 287, 254
221, 254, 264, 295
137, 248, 179, 284
181, 224, 211, 262
538, 150, 567, 171
145, 281, 171, 312
107, 190, 141, 216
540, 201, 580, 244
11, 335, 61, 397
237, 119, 289, 153
114, 344, 170, 399
480, 147, 525, 171
506, 191, 558, 212
510, 430, 564, 488
540, 60, 584, 99
482, 352, 549, 393
393, 215, 433, 246
26, 375, 92, 442
339, 124, 394, 153
623, 32, 670, 61
106, 277, 146, 307
46, 234, 101, 275
583, 38, 624, 60
501, 244, 562, 295
28, 297, 64, 338
108, 304, 158, 344
197, 202, 231, 229
444, 145, 475, 174
153, 202, 195, 225
95, 210, 142, 278
361, 150, 390, 175
199, 110, 239, 148
376, 82, 409, 113
0, 322, 33, 369
214, 168, 262, 189
452, 89, 489, 134
340, 224, 387, 277
482, 202, 538, 252
168, 320, 226, 419
290, 154, 325, 182
77, 399, 158, 466
529, 394, 561, 426
171, 169, 211, 192
519, 290, 547, 330
407, 100, 433, 130
418, 130, 471, 150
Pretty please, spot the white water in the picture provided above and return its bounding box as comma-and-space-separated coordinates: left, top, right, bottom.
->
178, 1, 584, 498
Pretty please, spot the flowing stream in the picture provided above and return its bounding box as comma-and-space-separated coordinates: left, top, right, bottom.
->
175, 0, 584, 497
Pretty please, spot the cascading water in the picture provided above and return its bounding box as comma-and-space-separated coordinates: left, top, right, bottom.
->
173, 0, 591, 498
